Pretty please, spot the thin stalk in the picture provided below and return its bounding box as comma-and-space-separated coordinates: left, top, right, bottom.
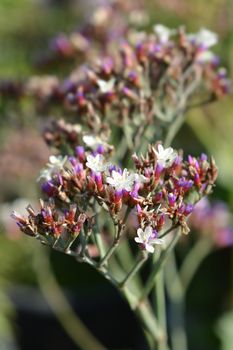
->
155, 269, 168, 350
98, 222, 123, 268
33, 245, 106, 350
115, 239, 143, 293
159, 223, 179, 239
120, 251, 148, 288
140, 228, 181, 300
98, 208, 131, 268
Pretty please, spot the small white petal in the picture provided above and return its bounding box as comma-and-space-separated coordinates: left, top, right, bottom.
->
145, 244, 155, 253
136, 228, 145, 241
97, 79, 115, 93
149, 238, 163, 245
134, 173, 150, 184
135, 237, 143, 244
83, 135, 103, 149
86, 154, 110, 173
144, 226, 153, 240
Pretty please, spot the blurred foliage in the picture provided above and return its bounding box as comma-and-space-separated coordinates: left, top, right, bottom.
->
216, 311, 233, 350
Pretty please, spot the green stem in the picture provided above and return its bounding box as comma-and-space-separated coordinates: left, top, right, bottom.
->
33, 245, 106, 350
94, 201, 106, 259
95, 232, 106, 259
164, 113, 185, 148
165, 252, 187, 350
141, 228, 181, 300
179, 237, 213, 293
156, 269, 168, 350
123, 286, 165, 349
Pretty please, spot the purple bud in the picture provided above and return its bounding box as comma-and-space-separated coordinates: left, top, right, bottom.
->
109, 165, 117, 173
194, 173, 200, 186
150, 43, 162, 54
153, 191, 163, 203
130, 184, 140, 199
200, 153, 208, 162
75, 146, 85, 162
173, 156, 182, 167
95, 173, 103, 191
42, 181, 57, 197
184, 203, 194, 215
96, 144, 104, 155
151, 229, 158, 239
178, 203, 185, 214
155, 163, 163, 178
137, 204, 142, 214
69, 156, 78, 167
62, 79, 75, 93
177, 178, 193, 190
74, 163, 83, 174
168, 193, 177, 206
16, 222, 24, 229
114, 189, 123, 203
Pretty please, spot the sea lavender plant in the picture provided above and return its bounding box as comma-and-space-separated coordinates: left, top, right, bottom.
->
10, 2, 231, 349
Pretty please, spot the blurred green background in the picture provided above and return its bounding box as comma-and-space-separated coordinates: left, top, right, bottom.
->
0, 1, 233, 349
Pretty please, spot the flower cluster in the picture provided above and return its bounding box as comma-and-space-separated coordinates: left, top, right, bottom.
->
36, 0, 147, 67
11, 199, 87, 250
42, 118, 112, 155
0, 25, 230, 144
12, 143, 218, 254
19, 26, 229, 150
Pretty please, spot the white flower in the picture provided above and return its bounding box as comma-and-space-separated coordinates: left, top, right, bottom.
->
37, 155, 67, 182
153, 24, 173, 43
97, 79, 115, 93
135, 226, 163, 253
86, 154, 110, 173
196, 50, 216, 63
187, 28, 218, 48
155, 144, 177, 168
83, 135, 103, 149
134, 173, 150, 184
106, 169, 135, 191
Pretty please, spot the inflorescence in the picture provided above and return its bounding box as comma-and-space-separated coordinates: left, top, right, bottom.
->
12, 143, 218, 257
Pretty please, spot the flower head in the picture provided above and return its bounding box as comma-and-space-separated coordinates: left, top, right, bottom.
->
37, 155, 67, 182
135, 226, 163, 253
106, 168, 135, 191
153, 24, 173, 43
86, 154, 110, 173
155, 144, 177, 168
